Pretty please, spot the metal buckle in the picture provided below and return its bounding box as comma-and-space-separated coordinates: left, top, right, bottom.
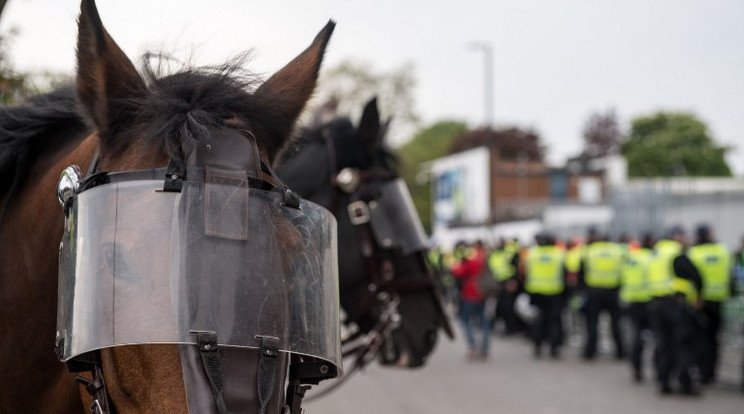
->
348, 201, 370, 225
92, 399, 104, 414
336, 168, 361, 194
57, 165, 83, 214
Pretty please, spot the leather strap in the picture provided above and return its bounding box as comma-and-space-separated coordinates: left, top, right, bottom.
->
256, 336, 279, 414
194, 331, 227, 414
74, 365, 113, 414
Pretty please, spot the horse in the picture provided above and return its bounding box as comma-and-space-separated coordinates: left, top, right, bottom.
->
276, 98, 453, 378
0, 1, 338, 413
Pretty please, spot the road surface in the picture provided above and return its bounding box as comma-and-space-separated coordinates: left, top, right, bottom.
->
305, 324, 743, 414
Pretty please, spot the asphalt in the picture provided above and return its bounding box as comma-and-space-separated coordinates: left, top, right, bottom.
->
305, 322, 743, 414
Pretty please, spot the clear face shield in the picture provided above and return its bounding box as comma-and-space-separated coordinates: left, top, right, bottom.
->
367, 178, 428, 255
57, 178, 341, 369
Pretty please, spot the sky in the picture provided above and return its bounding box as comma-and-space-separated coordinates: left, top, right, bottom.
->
3, 0, 744, 173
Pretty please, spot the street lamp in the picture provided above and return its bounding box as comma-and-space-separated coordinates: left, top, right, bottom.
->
469, 41, 494, 126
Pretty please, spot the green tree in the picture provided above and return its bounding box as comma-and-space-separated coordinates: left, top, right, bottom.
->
622, 112, 731, 177
0, 31, 29, 104
397, 121, 467, 232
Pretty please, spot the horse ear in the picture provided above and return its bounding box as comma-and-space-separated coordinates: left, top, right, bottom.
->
76, 0, 145, 136
254, 21, 335, 161
356, 97, 380, 148
378, 117, 393, 146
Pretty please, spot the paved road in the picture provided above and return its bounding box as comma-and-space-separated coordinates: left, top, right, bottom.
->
305, 327, 743, 414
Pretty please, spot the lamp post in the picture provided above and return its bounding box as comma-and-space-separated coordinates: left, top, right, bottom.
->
469, 41, 494, 126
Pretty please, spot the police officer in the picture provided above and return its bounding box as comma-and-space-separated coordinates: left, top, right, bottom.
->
648, 226, 703, 395
490, 238, 522, 335
525, 231, 566, 358
688, 224, 732, 384
579, 230, 625, 360
620, 233, 654, 382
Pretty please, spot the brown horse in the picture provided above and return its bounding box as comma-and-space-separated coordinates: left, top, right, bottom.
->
0, 0, 334, 412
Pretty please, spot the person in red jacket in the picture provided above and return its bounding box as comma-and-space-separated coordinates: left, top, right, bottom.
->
452, 240, 490, 359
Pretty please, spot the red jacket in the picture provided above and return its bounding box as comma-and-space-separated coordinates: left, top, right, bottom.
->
452, 248, 486, 302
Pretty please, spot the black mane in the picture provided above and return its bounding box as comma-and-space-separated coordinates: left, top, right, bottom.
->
0, 86, 88, 206
108, 61, 264, 159
0, 62, 263, 206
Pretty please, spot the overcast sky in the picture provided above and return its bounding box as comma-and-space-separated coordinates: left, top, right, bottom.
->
3, 0, 743, 173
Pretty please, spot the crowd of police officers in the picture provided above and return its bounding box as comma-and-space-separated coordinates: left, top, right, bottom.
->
430, 224, 744, 396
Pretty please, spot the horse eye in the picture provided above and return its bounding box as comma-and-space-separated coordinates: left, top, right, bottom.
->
101, 243, 132, 280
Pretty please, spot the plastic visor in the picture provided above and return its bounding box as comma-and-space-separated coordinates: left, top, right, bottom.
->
368, 178, 428, 255
57, 180, 340, 370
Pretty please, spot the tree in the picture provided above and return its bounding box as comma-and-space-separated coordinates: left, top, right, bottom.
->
309, 59, 419, 144
451, 126, 545, 161
397, 121, 467, 232
621, 112, 731, 177
582, 109, 623, 157
0, 30, 28, 104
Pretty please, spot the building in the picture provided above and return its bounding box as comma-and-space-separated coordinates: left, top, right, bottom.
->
428, 145, 624, 248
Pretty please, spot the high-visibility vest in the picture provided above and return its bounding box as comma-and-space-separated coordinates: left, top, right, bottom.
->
672, 277, 698, 306
648, 239, 699, 305
620, 248, 653, 303
489, 244, 519, 282
565, 245, 584, 274
585, 242, 624, 288
525, 245, 565, 295
648, 240, 682, 297
488, 250, 507, 281
427, 249, 442, 271
689, 243, 731, 302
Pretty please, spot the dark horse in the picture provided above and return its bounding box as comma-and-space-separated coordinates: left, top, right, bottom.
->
0, 1, 335, 412
277, 98, 453, 374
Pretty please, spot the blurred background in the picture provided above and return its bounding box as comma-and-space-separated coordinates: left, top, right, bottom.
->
2, 1, 743, 412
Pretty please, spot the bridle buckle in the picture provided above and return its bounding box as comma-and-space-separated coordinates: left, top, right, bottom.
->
348, 201, 370, 225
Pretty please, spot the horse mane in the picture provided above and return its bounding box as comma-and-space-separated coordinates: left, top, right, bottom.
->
0, 85, 88, 209
283, 116, 400, 174
0, 58, 265, 217
109, 58, 265, 158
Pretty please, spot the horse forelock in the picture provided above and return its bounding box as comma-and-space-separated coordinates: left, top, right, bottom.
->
97, 60, 268, 164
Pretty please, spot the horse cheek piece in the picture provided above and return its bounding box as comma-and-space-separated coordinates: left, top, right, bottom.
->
55, 129, 342, 414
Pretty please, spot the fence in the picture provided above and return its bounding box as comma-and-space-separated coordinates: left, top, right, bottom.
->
609, 178, 744, 247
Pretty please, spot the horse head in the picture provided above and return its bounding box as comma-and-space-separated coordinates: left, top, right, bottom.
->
2, 1, 338, 412
277, 98, 453, 370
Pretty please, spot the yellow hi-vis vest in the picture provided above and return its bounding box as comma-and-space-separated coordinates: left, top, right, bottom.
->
565, 245, 584, 274
648, 240, 682, 297
585, 242, 624, 288
488, 250, 506, 281
688, 243, 731, 302
525, 246, 565, 295
647, 240, 698, 305
489, 244, 519, 282
620, 248, 653, 303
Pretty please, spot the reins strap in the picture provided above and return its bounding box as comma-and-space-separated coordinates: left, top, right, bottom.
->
74, 365, 112, 414
194, 331, 227, 414
256, 336, 279, 414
